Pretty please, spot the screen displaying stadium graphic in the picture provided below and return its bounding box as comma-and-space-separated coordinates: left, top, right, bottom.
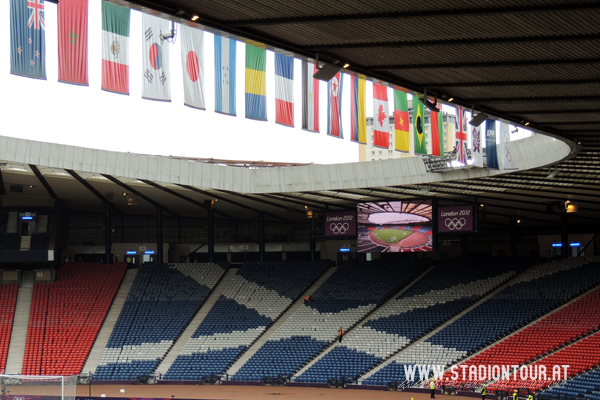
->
357, 200, 433, 253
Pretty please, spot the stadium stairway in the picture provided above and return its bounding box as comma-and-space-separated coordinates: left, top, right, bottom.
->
225, 266, 339, 376
292, 265, 435, 379
4, 270, 35, 374
155, 267, 239, 375
82, 268, 139, 374
357, 261, 540, 384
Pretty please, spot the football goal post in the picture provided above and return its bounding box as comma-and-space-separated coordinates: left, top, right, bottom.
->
0, 374, 77, 400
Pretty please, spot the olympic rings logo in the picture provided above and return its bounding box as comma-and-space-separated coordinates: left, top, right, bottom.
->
330, 222, 350, 234
444, 218, 466, 230
15, 397, 26, 400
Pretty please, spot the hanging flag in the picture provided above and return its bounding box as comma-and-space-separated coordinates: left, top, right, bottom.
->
275, 53, 294, 127
180, 25, 204, 110
214, 35, 236, 116
372, 83, 390, 148
499, 122, 518, 170
486, 120, 499, 169
142, 14, 171, 101
101, 1, 130, 94
10, 0, 46, 79
431, 104, 444, 157
455, 107, 468, 164
327, 72, 343, 138
302, 60, 319, 132
58, 0, 88, 85
413, 95, 427, 155
350, 76, 366, 143
245, 44, 267, 121
471, 124, 483, 167
394, 89, 410, 153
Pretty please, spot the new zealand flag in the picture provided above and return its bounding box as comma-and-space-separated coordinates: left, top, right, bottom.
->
11, 0, 46, 79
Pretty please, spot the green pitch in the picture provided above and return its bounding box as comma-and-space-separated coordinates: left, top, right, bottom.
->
371, 228, 413, 244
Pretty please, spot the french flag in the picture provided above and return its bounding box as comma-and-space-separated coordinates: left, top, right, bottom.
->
275, 53, 294, 127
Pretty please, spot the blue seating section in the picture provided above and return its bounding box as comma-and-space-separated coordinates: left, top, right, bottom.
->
231, 259, 430, 381
94, 263, 227, 380
296, 257, 527, 383
364, 258, 600, 386
541, 367, 600, 400
164, 261, 330, 380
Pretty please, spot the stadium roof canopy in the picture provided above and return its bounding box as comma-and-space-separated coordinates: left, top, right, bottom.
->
1, 0, 600, 234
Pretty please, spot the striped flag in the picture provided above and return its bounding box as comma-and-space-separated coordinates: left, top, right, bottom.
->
413, 95, 427, 155
214, 35, 236, 115
327, 71, 343, 138
431, 104, 444, 157
58, 0, 88, 85
180, 25, 204, 110
101, 2, 129, 94
142, 14, 170, 102
10, 0, 46, 79
302, 60, 319, 132
245, 44, 267, 121
275, 53, 294, 127
455, 107, 468, 163
372, 83, 390, 148
394, 89, 410, 153
350, 75, 366, 143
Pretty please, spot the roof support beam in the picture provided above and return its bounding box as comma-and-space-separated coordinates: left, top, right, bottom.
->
369, 58, 600, 71
227, 3, 600, 26
216, 190, 307, 216
178, 185, 293, 222
461, 96, 600, 104
505, 109, 600, 115
65, 170, 122, 215
430, 78, 599, 88
304, 33, 600, 50
30, 165, 57, 200
102, 174, 180, 218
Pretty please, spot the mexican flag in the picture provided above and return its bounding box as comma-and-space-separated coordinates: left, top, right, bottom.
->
101, 1, 130, 94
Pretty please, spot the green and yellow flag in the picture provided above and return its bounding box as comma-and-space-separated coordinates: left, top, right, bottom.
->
413, 95, 427, 155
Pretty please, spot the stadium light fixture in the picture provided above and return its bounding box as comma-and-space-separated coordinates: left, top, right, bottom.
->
419, 89, 439, 112
313, 63, 341, 81
191, 15, 199, 21
469, 112, 488, 127
448, 98, 454, 102
342, 63, 350, 68
552, 243, 562, 247
570, 242, 581, 247
126, 251, 136, 255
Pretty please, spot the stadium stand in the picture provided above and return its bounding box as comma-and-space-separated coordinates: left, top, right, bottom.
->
231, 259, 430, 382
163, 260, 330, 380
363, 257, 600, 386
489, 331, 600, 391
0, 283, 18, 373
0, 234, 20, 251
448, 285, 600, 387
30, 232, 51, 251
22, 262, 127, 375
541, 366, 600, 400
94, 262, 227, 380
296, 257, 531, 383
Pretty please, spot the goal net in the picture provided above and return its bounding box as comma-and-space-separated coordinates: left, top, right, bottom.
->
0, 374, 77, 400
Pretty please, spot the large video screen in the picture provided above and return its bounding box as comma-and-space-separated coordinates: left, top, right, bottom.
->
357, 200, 433, 253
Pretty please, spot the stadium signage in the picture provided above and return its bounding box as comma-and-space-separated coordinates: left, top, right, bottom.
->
438, 205, 474, 233
324, 211, 357, 237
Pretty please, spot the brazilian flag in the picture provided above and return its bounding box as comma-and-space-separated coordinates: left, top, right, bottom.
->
413, 96, 427, 154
